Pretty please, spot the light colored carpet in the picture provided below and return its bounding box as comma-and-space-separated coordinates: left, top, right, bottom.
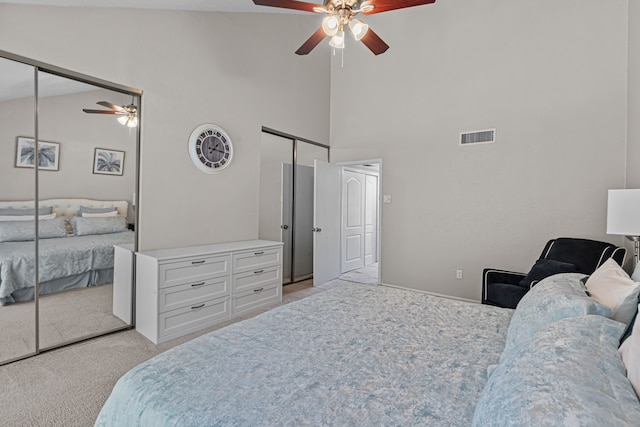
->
0, 278, 351, 427
0, 284, 127, 362
338, 262, 379, 284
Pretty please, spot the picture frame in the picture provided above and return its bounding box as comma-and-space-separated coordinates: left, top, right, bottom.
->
93, 148, 125, 176
15, 137, 60, 171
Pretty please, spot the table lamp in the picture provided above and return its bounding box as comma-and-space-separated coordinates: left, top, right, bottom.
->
607, 189, 640, 267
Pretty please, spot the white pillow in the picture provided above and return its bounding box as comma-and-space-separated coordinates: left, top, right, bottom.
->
82, 210, 119, 218
585, 258, 640, 325
620, 304, 640, 397
0, 212, 56, 221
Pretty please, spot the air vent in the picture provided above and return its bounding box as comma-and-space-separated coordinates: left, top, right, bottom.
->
460, 129, 496, 146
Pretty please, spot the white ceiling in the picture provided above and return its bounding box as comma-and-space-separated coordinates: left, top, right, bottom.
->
0, 0, 323, 13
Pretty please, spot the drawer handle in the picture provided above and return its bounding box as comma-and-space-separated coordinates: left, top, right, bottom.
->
254, 269, 264, 274
253, 288, 264, 293
254, 251, 264, 256
191, 303, 205, 309
191, 282, 205, 287
191, 260, 206, 265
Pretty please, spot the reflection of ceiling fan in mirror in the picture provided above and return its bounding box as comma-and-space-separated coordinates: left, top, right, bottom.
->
253, 0, 436, 55
83, 101, 138, 128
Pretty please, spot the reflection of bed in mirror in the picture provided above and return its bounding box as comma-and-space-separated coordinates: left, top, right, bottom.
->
0, 199, 134, 306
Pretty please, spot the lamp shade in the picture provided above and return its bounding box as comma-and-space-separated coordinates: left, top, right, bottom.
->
607, 189, 640, 236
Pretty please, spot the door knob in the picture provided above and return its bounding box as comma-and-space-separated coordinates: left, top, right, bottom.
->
312, 227, 322, 232
281, 225, 289, 230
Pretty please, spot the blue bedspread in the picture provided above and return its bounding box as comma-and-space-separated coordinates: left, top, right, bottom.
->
0, 231, 134, 302
96, 284, 513, 426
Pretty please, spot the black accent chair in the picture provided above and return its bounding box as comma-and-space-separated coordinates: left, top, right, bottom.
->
482, 238, 626, 309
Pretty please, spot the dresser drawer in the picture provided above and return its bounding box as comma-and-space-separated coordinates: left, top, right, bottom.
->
159, 255, 230, 289
159, 297, 229, 341
159, 277, 230, 314
231, 283, 281, 316
232, 247, 281, 274
232, 265, 281, 293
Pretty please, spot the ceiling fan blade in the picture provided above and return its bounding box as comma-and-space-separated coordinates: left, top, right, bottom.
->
295, 27, 327, 55
253, 0, 320, 13
360, 28, 389, 55
361, 0, 436, 15
96, 101, 125, 111
82, 109, 123, 115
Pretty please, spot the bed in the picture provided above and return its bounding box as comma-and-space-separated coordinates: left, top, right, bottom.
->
96, 269, 640, 426
0, 199, 134, 306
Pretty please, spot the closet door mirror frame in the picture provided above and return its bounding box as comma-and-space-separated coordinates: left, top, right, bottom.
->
261, 127, 329, 285
0, 49, 142, 365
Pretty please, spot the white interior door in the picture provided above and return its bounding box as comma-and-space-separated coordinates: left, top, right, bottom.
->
341, 170, 365, 273
313, 160, 342, 285
364, 174, 378, 265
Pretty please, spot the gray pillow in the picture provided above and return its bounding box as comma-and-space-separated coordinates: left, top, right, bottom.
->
0, 206, 52, 216
0, 217, 68, 242
76, 206, 117, 217
473, 316, 639, 426
500, 273, 611, 363
71, 216, 126, 236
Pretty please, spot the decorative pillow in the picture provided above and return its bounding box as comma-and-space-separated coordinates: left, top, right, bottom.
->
473, 315, 639, 426
501, 273, 611, 363
518, 259, 578, 288
0, 212, 56, 222
82, 210, 119, 218
0, 206, 52, 216
585, 258, 640, 325
619, 303, 640, 398
71, 216, 127, 236
76, 206, 117, 217
0, 217, 68, 242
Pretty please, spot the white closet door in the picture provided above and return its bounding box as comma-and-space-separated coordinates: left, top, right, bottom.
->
341, 170, 365, 273
364, 174, 378, 265
313, 160, 342, 285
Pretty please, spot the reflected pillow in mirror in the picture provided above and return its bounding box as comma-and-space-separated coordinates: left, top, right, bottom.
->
0, 212, 56, 222
82, 210, 119, 218
71, 216, 127, 236
0, 206, 52, 216
76, 206, 117, 217
0, 217, 68, 242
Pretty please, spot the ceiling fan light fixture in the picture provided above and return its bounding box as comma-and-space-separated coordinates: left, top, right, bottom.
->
322, 15, 340, 36
349, 19, 369, 41
329, 30, 345, 49
127, 116, 138, 128
117, 115, 129, 125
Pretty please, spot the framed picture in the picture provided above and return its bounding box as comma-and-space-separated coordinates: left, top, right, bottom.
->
15, 137, 60, 171
93, 148, 125, 176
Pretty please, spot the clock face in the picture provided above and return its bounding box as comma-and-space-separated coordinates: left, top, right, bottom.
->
188, 124, 233, 174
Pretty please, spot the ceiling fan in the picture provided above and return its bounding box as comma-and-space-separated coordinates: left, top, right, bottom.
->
83, 101, 138, 128
253, 0, 436, 55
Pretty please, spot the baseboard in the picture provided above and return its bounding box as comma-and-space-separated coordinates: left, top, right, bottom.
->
380, 283, 480, 304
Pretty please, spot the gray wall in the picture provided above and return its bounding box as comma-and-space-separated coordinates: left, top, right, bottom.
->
329, 0, 630, 300
0, 4, 331, 250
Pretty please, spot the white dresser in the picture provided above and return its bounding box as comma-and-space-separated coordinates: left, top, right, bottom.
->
135, 240, 283, 344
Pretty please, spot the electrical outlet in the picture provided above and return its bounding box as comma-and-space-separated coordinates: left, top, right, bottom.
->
456, 269, 463, 280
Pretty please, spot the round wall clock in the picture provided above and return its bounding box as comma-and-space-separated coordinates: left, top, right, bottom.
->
188, 124, 234, 174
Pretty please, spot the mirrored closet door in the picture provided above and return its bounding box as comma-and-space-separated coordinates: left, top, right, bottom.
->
258, 130, 329, 285
0, 57, 37, 363
37, 71, 138, 350
0, 51, 141, 365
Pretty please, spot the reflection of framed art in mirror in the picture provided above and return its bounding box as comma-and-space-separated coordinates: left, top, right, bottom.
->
93, 148, 124, 176
15, 137, 60, 171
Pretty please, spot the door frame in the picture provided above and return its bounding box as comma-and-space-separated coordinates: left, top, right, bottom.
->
337, 159, 382, 284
